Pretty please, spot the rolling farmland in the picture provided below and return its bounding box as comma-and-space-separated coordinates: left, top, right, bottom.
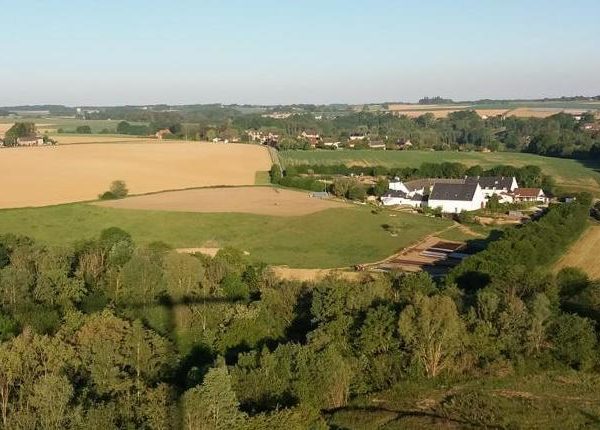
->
281, 150, 600, 195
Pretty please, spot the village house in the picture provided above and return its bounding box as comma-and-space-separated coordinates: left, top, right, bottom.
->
16, 136, 45, 146
513, 188, 547, 203
322, 141, 340, 149
246, 129, 279, 146
211, 137, 230, 143
155, 129, 172, 139
261, 112, 292, 119
368, 140, 386, 150
396, 138, 413, 150
300, 130, 321, 147
349, 133, 367, 141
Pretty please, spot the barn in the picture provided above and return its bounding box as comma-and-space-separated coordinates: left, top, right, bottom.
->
428, 182, 486, 213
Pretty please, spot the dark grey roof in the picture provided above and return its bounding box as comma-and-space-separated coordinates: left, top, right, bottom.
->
404, 178, 465, 192
430, 183, 479, 201
383, 190, 407, 198
465, 176, 514, 190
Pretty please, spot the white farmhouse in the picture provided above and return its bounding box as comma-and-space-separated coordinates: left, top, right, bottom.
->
428, 183, 486, 213
466, 176, 518, 198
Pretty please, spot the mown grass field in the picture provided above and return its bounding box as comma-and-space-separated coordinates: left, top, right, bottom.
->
281, 150, 600, 194
0, 117, 148, 133
0, 204, 451, 268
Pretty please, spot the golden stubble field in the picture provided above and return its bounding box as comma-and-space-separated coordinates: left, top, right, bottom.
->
555, 226, 600, 279
95, 186, 347, 216
0, 142, 271, 208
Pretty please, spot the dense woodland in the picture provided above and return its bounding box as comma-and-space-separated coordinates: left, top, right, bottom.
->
0, 196, 597, 428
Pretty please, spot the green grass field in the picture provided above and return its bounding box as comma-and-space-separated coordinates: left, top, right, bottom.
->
0, 117, 148, 133
281, 150, 600, 195
0, 204, 451, 268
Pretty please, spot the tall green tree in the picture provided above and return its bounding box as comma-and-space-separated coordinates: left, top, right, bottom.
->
398, 293, 465, 377
182, 365, 245, 430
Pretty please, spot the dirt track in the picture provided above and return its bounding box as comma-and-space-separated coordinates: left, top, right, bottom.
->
0, 142, 271, 208
95, 186, 347, 216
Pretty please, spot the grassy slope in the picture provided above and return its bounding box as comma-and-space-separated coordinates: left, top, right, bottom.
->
0, 204, 451, 268
329, 371, 600, 429
281, 149, 600, 195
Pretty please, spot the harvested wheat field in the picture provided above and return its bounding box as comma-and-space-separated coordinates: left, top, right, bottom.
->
475, 109, 511, 117
555, 226, 600, 279
95, 186, 347, 216
0, 142, 271, 208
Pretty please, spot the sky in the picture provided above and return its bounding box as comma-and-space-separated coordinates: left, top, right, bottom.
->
1, 0, 599, 106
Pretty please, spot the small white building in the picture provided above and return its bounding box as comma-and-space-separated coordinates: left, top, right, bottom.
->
381, 190, 424, 208
349, 133, 367, 141
428, 183, 486, 213
16, 136, 44, 146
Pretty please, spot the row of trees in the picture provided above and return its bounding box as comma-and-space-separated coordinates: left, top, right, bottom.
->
240, 110, 600, 159
272, 162, 555, 201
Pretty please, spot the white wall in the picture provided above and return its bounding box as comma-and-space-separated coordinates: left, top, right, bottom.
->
428, 185, 486, 213
381, 197, 421, 208
389, 181, 409, 193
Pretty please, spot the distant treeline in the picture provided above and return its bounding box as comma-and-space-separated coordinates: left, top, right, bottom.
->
284, 162, 555, 191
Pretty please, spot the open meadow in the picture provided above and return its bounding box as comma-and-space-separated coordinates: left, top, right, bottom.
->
281, 149, 600, 195
0, 118, 148, 134
0, 203, 451, 268
0, 142, 271, 208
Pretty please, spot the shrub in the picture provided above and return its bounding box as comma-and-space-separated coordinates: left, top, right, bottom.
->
99, 180, 129, 200
76, 125, 92, 134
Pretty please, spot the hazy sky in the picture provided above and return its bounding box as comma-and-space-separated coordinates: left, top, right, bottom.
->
1, 0, 599, 105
